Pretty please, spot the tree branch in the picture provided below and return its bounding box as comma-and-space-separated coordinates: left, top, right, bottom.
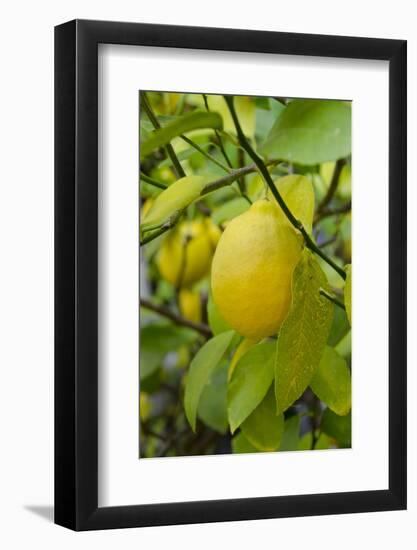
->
224, 95, 347, 281
140, 297, 212, 338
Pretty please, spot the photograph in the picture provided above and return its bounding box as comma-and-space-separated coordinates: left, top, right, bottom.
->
139, 91, 352, 458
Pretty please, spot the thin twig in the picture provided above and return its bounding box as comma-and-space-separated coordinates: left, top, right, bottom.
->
318, 236, 337, 249
319, 289, 346, 310
316, 201, 351, 222
141, 92, 186, 179
180, 134, 231, 173
140, 297, 212, 337
140, 172, 167, 190
224, 95, 347, 281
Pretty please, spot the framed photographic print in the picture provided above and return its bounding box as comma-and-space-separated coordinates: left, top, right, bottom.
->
55, 20, 407, 530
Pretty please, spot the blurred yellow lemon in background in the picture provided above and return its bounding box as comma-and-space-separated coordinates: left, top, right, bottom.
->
157, 219, 218, 288
178, 289, 202, 323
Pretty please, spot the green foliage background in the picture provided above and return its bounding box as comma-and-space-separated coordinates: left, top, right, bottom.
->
139, 91, 352, 458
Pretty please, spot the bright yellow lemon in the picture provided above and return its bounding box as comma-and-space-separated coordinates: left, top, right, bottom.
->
211, 198, 305, 340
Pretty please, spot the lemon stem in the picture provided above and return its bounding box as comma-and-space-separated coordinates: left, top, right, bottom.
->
141, 92, 186, 179
224, 95, 347, 282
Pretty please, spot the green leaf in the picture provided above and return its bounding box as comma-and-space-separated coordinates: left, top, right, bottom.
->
298, 431, 313, 450
140, 110, 223, 159
207, 290, 232, 335
279, 415, 301, 451
241, 387, 284, 451
228, 341, 275, 433
314, 433, 333, 450
259, 99, 351, 165
310, 346, 351, 415
335, 329, 351, 360
141, 175, 211, 229
232, 431, 259, 454
198, 362, 229, 434
140, 324, 197, 380
211, 197, 250, 225
344, 264, 352, 325
321, 408, 351, 448
254, 96, 271, 110
184, 330, 235, 431
327, 305, 350, 346
275, 249, 333, 414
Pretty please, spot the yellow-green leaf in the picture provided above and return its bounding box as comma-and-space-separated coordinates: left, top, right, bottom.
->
206, 95, 255, 139
268, 174, 315, 234
344, 264, 352, 325
321, 408, 351, 448
279, 415, 301, 452
241, 387, 284, 451
232, 431, 259, 454
310, 346, 351, 415
141, 175, 210, 229
228, 341, 275, 433
184, 330, 235, 432
275, 249, 333, 414
140, 110, 223, 159
197, 363, 229, 434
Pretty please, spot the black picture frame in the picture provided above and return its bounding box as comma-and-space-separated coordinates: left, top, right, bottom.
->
55, 19, 407, 531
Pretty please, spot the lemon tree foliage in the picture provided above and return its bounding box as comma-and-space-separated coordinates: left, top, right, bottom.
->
139, 91, 352, 458
140, 110, 223, 159
232, 431, 259, 454
344, 264, 352, 325
259, 99, 351, 165
141, 176, 211, 230
275, 250, 334, 414
184, 330, 235, 432
197, 362, 229, 434
321, 409, 351, 448
228, 341, 276, 433
241, 387, 284, 451
279, 415, 301, 452
140, 324, 197, 380
310, 346, 351, 416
